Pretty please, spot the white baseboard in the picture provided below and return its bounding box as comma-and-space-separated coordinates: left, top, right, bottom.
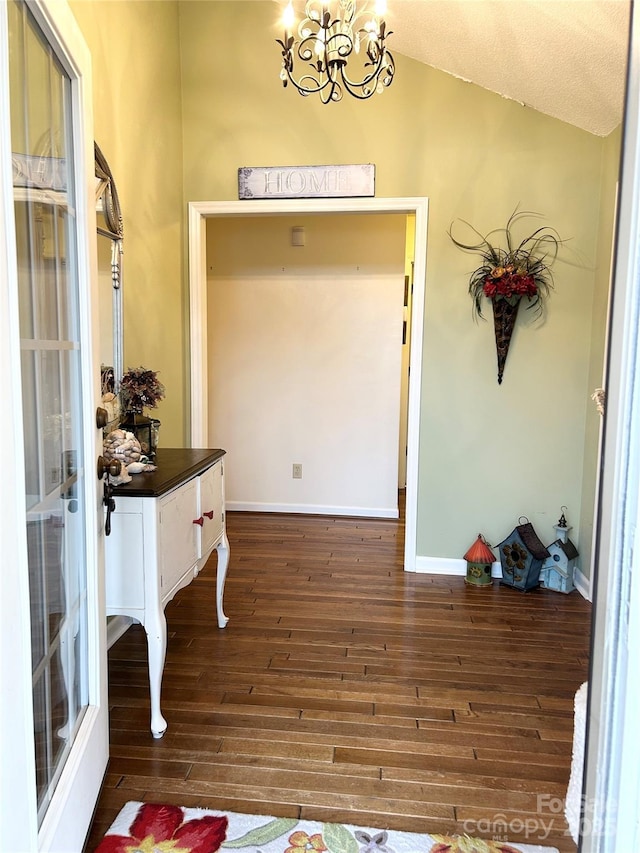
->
415, 556, 502, 577
226, 501, 399, 519
414, 556, 594, 602
106, 615, 134, 649
573, 567, 592, 601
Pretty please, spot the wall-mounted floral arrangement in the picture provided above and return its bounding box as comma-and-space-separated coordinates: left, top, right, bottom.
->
449, 208, 562, 384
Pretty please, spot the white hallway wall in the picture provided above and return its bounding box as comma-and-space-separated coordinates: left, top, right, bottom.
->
206, 213, 407, 517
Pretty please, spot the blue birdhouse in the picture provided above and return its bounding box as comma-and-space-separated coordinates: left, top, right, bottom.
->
540, 508, 579, 593
498, 517, 550, 591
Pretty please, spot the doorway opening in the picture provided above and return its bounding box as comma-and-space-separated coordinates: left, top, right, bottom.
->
188, 198, 428, 572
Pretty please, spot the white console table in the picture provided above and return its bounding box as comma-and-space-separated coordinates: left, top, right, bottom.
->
105, 447, 229, 737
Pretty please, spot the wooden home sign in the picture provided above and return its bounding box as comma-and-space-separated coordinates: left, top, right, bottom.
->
238, 164, 375, 200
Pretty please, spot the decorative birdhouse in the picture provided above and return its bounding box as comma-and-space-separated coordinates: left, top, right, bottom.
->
463, 535, 495, 588
498, 517, 550, 591
540, 507, 579, 593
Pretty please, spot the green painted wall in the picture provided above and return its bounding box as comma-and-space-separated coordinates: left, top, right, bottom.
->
70, 0, 186, 445
178, 0, 620, 562
70, 0, 621, 564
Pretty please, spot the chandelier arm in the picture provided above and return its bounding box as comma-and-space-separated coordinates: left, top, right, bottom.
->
295, 72, 334, 95
285, 73, 344, 103
283, 56, 341, 97
296, 32, 326, 64
338, 76, 380, 99
338, 49, 394, 96
324, 77, 343, 104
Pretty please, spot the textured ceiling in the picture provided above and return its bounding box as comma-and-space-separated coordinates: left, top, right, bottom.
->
387, 0, 631, 136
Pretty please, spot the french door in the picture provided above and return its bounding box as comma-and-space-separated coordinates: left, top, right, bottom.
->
0, 1, 108, 851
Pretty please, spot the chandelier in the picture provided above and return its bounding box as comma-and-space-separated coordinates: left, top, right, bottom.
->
277, 0, 395, 103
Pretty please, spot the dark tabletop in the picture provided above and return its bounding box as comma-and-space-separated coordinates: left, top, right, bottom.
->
111, 447, 226, 498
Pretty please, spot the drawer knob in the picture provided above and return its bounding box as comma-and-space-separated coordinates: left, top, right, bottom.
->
192, 516, 204, 526
203, 510, 214, 519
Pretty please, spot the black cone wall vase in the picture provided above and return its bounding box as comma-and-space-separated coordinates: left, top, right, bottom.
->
492, 297, 521, 384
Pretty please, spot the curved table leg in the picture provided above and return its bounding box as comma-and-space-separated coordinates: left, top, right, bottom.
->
216, 530, 230, 628
143, 608, 168, 738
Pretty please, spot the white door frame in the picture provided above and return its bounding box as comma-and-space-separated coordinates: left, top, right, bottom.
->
188, 197, 428, 572
0, 4, 37, 844
0, 1, 108, 850
581, 2, 640, 847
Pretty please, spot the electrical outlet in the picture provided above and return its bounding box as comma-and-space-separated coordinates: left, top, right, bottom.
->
292, 463, 302, 479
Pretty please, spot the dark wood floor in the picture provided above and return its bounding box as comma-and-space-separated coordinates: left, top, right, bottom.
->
85, 506, 592, 852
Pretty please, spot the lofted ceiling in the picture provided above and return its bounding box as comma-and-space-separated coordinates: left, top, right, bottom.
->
387, 0, 631, 136
276, 0, 632, 135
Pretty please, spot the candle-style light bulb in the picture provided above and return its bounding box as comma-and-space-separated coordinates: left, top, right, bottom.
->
283, 1, 295, 32
375, 0, 387, 15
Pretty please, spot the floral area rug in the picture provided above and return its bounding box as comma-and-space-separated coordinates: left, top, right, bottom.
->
94, 802, 560, 853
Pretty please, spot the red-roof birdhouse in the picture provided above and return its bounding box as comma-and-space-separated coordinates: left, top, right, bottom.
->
464, 535, 495, 588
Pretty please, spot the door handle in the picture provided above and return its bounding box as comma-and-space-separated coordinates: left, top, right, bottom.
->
96, 406, 109, 429
203, 510, 214, 519
103, 479, 116, 536
97, 455, 120, 536
193, 516, 204, 526
97, 455, 120, 479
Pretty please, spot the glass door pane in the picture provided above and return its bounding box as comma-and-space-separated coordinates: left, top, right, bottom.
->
8, 0, 89, 826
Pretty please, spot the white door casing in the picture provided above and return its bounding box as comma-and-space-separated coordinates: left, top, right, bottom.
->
188, 197, 428, 573
0, 1, 108, 851
581, 2, 640, 847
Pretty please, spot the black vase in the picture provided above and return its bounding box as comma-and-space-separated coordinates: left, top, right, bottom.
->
492, 297, 521, 384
